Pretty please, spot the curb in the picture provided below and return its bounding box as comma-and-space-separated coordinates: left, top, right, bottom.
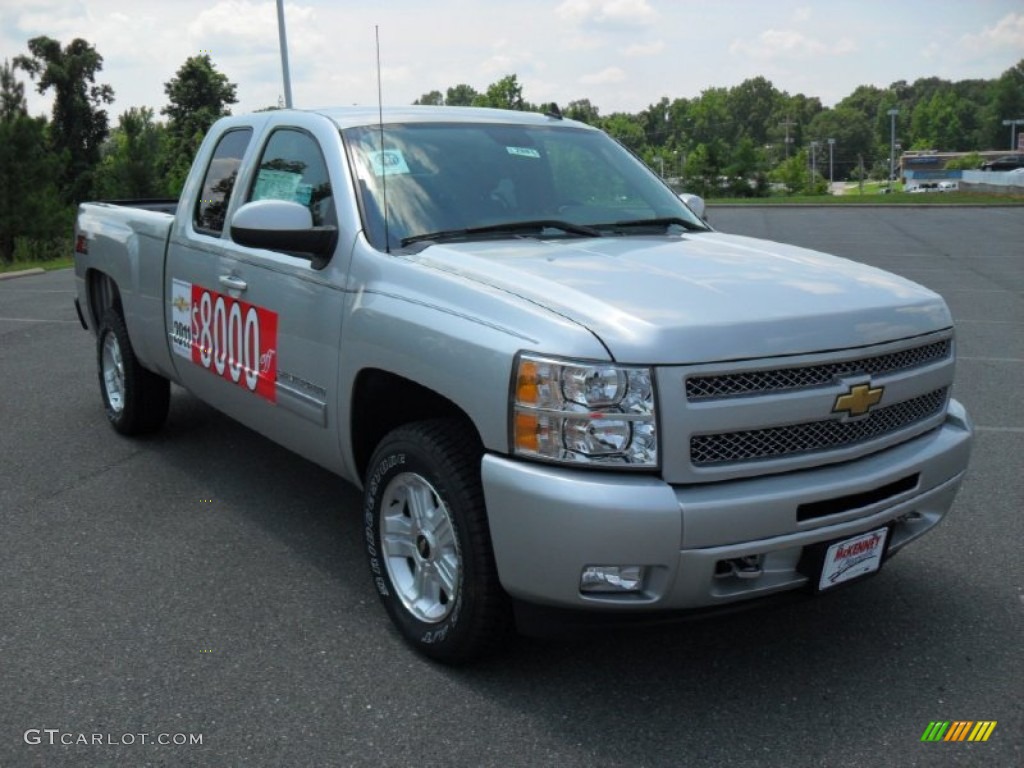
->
0, 268, 46, 281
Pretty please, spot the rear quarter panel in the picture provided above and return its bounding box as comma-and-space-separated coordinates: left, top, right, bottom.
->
75, 203, 177, 379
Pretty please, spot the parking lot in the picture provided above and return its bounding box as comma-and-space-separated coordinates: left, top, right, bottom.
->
1, 207, 1021, 767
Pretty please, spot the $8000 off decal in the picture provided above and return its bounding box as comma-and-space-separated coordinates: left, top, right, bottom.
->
171, 279, 278, 402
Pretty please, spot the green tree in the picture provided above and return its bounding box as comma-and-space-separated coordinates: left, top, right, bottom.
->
95, 107, 166, 199
0, 61, 66, 263
445, 83, 478, 106
983, 59, 1024, 150
806, 106, 874, 179
13, 36, 114, 204
770, 149, 819, 195
683, 140, 728, 197
910, 89, 971, 150
565, 98, 600, 124
728, 76, 781, 145
160, 54, 238, 196
413, 90, 444, 105
473, 74, 528, 110
687, 87, 732, 148
601, 112, 646, 151
1, 58, 26, 121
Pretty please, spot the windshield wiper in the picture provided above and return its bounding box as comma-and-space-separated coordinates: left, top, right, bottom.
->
594, 216, 702, 233
401, 219, 601, 247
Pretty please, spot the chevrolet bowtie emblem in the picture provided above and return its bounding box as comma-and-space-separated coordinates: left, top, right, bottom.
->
833, 383, 884, 418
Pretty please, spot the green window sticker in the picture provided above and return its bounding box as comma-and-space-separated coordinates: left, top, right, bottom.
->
368, 150, 411, 176
253, 169, 301, 201
506, 146, 541, 159
294, 183, 313, 206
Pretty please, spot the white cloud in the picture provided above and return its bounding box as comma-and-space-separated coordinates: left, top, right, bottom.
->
580, 66, 626, 84
959, 12, 1024, 53
187, 0, 317, 54
729, 29, 856, 60
622, 40, 664, 57
556, 0, 656, 25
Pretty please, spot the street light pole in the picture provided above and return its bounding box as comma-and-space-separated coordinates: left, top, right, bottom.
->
1002, 119, 1024, 151
809, 141, 819, 188
276, 0, 293, 108
887, 109, 899, 191
827, 138, 835, 190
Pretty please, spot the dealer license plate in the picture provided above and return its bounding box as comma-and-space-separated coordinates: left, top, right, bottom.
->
818, 527, 889, 591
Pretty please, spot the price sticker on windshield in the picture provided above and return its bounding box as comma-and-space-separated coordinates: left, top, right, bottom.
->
171, 279, 278, 402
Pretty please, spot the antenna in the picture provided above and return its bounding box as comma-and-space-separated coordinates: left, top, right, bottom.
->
375, 25, 390, 253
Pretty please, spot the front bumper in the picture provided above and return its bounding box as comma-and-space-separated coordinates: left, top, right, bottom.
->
482, 399, 972, 612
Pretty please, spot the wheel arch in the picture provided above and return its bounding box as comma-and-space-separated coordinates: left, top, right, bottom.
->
86, 269, 124, 329
349, 368, 482, 483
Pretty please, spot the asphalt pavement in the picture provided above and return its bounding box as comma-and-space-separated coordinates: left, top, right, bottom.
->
1, 207, 1021, 767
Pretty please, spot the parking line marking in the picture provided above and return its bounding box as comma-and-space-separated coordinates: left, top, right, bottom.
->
974, 426, 1024, 433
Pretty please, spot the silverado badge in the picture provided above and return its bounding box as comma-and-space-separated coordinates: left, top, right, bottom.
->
833, 383, 884, 418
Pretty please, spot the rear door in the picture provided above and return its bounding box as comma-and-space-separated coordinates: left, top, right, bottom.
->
166, 120, 348, 473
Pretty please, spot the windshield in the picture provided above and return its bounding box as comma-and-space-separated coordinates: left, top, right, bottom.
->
342, 121, 707, 251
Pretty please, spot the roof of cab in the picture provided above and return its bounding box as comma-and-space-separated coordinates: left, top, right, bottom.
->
307, 105, 594, 131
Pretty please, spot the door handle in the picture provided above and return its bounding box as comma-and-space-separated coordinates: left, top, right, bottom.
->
218, 275, 248, 292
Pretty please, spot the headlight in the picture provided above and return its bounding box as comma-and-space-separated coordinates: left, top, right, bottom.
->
511, 353, 657, 468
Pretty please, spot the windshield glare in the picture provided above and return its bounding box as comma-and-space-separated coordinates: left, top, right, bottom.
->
343, 122, 705, 250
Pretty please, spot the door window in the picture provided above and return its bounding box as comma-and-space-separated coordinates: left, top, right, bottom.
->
248, 129, 334, 226
193, 128, 253, 235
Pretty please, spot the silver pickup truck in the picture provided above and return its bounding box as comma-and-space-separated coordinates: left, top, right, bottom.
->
74, 106, 973, 662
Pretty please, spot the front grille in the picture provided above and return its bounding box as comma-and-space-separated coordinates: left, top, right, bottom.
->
690, 388, 948, 466
686, 339, 951, 400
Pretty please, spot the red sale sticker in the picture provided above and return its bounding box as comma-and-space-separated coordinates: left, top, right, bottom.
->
171, 280, 278, 402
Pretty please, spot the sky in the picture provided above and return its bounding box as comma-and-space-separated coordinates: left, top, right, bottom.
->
2, 0, 1023, 121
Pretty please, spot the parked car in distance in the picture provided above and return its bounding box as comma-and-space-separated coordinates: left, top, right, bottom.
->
979, 154, 1024, 171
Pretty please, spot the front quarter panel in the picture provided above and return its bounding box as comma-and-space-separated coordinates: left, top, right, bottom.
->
337, 237, 609, 480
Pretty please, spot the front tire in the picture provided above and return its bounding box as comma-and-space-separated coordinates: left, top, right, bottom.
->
363, 419, 511, 663
96, 308, 170, 435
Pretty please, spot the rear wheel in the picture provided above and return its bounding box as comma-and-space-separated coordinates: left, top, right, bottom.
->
97, 308, 170, 435
363, 419, 511, 663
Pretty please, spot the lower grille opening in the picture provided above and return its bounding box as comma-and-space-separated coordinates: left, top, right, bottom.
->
797, 474, 919, 522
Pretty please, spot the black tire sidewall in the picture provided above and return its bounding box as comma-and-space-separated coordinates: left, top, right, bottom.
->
97, 310, 135, 432
363, 424, 485, 659
96, 308, 169, 435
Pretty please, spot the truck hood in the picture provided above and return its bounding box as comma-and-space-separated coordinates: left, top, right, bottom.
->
408, 233, 952, 364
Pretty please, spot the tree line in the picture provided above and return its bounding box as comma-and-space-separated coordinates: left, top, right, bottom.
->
415, 62, 1024, 197
1, 32, 1022, 264
1, 36, 236, 264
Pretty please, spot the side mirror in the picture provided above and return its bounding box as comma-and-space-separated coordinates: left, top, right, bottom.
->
230, 199, 338, 266
679, 193, 706, 221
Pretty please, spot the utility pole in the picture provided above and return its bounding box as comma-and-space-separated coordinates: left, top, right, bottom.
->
809, 141, 819, 189
827, 138, 835, 190
276, 0, 293, 108
887, 108, 899, 191
779, 118, 796, 158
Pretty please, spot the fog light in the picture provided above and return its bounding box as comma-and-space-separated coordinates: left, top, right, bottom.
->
580, 565, 645, 593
